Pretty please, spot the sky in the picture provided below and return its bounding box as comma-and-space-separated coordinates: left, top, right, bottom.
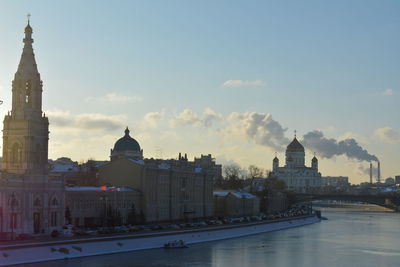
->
0, 1, 399, 184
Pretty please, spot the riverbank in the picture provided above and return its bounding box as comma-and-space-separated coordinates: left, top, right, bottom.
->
0, 215, 320, 266
313, 202, 394, 212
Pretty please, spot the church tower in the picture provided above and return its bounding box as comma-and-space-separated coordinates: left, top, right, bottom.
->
273, 153, 279, 171
2, 19, 49, 174
311, 153, 318, 171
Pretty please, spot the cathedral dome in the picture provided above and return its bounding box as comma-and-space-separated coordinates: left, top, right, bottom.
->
286, 137, 304, 152
113, 128, 141, 152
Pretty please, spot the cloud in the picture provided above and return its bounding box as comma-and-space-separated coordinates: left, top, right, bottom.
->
222, 80, 266, 87
171, 108, 222, 127
227, 112, 289, 151
203, 108, 223, 127
302, 130, 378, 162
144, 111, 164, 127
47, 109, 127, 132
86, 92, 142, 103
382, 89, 394, 96
374, 127, 400, 144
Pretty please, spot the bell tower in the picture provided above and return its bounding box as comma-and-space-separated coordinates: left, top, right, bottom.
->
2, 18, 49, 174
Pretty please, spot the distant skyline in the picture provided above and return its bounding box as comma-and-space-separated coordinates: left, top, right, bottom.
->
0, 1, 399, 183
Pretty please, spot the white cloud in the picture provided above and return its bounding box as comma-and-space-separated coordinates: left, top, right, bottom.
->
144, 111, 164, 127
170, 108, 222, 127
203, 108, 223, 127
86, 92, 142, 103
222, 80, 266, 87
382, 89, 394, 96
46, 109, 127, 132
374, 127, 400, 144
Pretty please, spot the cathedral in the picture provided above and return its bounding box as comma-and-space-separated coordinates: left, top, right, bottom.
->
0, 21, 64, 237
269, 135, 321, 193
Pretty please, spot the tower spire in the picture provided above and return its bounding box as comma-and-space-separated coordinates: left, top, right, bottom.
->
2, 18, 49, 174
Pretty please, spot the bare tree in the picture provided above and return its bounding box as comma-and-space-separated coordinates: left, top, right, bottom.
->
248, 165, 264, 193
223, 164, 244, 189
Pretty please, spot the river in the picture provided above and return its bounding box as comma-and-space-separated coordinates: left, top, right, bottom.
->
25, 205, 400, 267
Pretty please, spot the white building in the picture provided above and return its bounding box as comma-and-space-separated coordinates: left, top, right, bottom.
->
321, 176, 349, 187
269, 136, 321, 193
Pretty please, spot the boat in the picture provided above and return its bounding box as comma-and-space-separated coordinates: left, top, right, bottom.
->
164, 240, 188, 248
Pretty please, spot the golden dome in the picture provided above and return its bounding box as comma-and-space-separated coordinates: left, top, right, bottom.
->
25, 24, 32, 33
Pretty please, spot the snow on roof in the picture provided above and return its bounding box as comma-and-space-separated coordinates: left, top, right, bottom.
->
231, 191, 257, 199
213, 191, 257, 199
213, 191, 229, 197
158, 163, 171, 170
65, 186, 140, 193
127, 158, 145, 165
50, 164, 79, 173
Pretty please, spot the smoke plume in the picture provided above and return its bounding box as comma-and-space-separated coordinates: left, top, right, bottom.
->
302, 130, 378, 162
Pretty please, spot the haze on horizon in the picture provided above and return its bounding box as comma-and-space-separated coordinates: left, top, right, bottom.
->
0, 1, 398, 184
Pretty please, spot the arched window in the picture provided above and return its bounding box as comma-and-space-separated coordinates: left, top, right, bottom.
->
8, 194, 18, 208
34, 198, 41, 207
51, 197, 58, 206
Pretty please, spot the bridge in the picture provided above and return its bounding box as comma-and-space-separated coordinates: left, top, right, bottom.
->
289, 193, 400, 211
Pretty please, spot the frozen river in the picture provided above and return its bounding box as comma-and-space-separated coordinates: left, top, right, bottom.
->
25, 206, 400, 267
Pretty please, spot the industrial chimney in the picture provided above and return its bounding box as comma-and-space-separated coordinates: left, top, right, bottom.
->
369, 163, 373, 184
377, 161, 381, 183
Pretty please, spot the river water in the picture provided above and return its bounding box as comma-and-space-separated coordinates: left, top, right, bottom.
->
26, 206, 400, 267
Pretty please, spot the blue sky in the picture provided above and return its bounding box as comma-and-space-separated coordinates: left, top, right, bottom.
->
0, 1, 399, 183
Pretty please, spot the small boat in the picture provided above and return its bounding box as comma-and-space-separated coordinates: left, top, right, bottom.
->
164, 240, 188, 249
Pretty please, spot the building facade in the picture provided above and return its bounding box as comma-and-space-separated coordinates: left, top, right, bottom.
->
0, 22, 64, 237
213, 191, 260, 218
65, 186, 141, 228
269, 136, 321, 193
96, 128, 218, 223
321, 176, 349, 188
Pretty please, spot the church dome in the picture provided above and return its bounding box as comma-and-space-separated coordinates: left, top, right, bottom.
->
113, 127, 141, 152
286, 137, 304, 152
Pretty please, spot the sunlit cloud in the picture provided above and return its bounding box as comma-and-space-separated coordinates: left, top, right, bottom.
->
86, 92, 142, 103
144, 111, 164, 127
170, 108, 222, 127
222, 80, 266, 87
46, 109, 127, 132
374, 127, 400, 144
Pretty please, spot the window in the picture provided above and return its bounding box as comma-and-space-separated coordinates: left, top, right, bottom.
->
50, 212, 57, 227
51, 198, 58, 206
9, 213, 17, 229
34, 198, 41, 207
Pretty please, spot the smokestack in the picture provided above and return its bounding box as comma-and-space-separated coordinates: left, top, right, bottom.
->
377, 161, 381, 183
369, 163, 373, 184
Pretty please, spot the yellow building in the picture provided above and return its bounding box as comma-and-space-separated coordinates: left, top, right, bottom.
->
0, 22, 65, 238
98, 128, 218, 223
